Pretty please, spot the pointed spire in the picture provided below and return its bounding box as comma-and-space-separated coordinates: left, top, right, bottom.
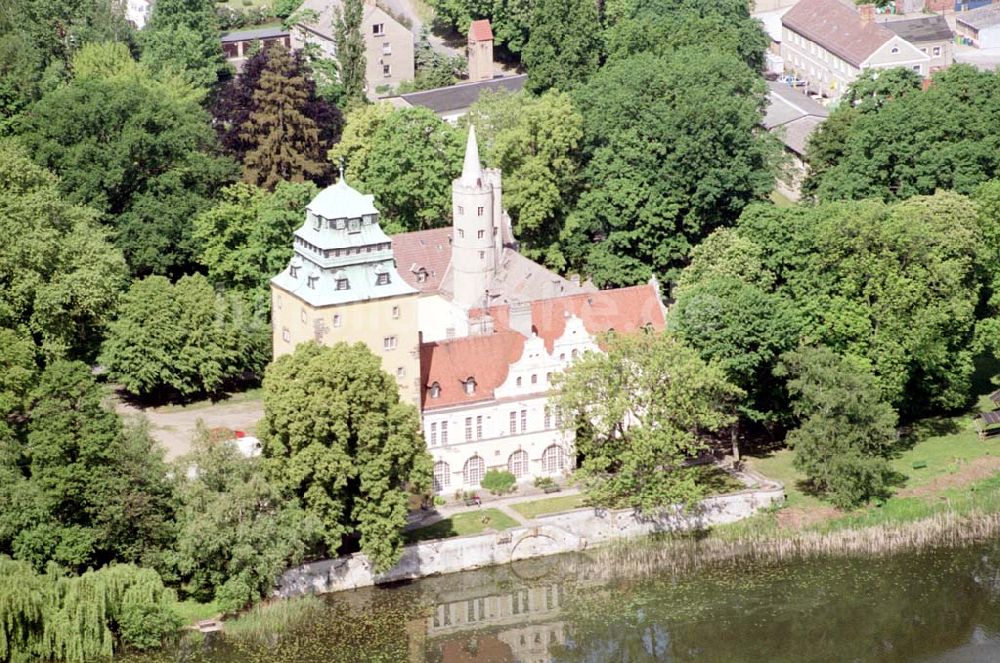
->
460, 124, 483, 187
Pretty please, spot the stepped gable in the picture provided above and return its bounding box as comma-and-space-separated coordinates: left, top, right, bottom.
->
473, 283, 666, 353
392, 227, 453, 293
419, 332, 525, 410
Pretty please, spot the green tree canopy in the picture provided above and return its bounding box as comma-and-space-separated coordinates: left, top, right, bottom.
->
466, 89, 585, 270
732, 193, 983, 413
0, 139, 127, 361
258, 342, 432, 572
330, 106, 464, 233
334, 0, 366, 105
241, 45, 332, 190
777, 346, 898, 509
0, 361, 176, 573
523, 0, 602, 93
100, 274, 269, 399
604, 0, 768, 70
169, 428, 323, 612
21, 50, 238, 277
193, 181, 317, 302
567, 49, 776, 287
553, 332, 742, 510
424, 0, 534, 55
140, 0, 227, 90
805, 65, 1000, 202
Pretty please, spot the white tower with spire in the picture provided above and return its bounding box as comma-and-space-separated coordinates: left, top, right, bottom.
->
451, 125, 504, 309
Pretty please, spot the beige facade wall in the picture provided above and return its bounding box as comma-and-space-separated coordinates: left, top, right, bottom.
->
865, 37, 929, 76
271, 284, 422, 407
363, 5, 415, 93
915, 39, 953, 72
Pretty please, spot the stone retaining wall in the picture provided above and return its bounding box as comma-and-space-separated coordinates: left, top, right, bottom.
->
274, 475, 784, 598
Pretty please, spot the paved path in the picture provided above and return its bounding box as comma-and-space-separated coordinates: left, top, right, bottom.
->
405, 485, 582, 531
115, 396, 264, 460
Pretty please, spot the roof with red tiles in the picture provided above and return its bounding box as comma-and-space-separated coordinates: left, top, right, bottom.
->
469, 19, 493, 42
420, 331, 525, 410
782, 0, 894, 68
391, 226, 453, 293
474, 283, 666, 354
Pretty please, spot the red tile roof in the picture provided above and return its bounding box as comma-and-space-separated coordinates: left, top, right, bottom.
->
782, 0, 893, 67
420, 332, 525, 410
473, 283, 666, 354
391, 227, 452, 293
469, 19, 493, 42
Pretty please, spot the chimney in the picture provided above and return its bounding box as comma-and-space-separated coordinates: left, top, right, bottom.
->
509, 301, 532, 338
858, 3, 875, 23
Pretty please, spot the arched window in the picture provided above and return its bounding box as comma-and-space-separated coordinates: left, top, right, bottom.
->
464, 377, 476, 394
508, 450, 528, 478
542, 445, 565, 474
433, 461, 451, 492
571, 349, 578, 359
531, 374, 537, 385
429, 382, 441, 399
463, 455, 485, 486
516, 376, 522, 387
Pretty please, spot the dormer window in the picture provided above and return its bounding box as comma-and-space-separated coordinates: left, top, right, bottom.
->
348, 218, 360, 233
336, 278, 350, 290
289, 265, 299, 278
430, 382, 441, 399
416, 268, 428, 283
464, 377, 476, 395
376, 272, 390, 285
307, 275, 318, 289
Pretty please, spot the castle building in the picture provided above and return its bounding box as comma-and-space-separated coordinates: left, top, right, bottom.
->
271, 127, 666, 491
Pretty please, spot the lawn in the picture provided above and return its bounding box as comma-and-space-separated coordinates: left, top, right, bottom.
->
172, 599, 222, 625
747, 392, 1000, 529
769, 190, 796, 207
219, 0, 272, 11
404, 508, 519, 543
511, 493, 588, 519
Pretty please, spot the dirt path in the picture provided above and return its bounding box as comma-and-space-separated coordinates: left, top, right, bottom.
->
116, 398, 264, 460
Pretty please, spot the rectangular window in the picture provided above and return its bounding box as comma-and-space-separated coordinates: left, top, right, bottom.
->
520, 409, 527, 433
509, 411, 516, 434
392, 305, 400, 319
555, 408, 562, 427
457, 205, 464, 215
300, 309, 307, 323
430, 422, 437, 446
382, 64, 391, 77
383, 336, 397, 350
458, 229, 464, 238
441, 421, 448, 445
465, 417, 472, 441
336, 279, 349, 290
477, 229, 484, 239
282, 328, 291, 343
333, 314, 342, 327
476, 415, 482, 439
477, 206, 484, 216
544, 408, 551, 429
396, 366, 405, 378
933, 46, 942, 56
382, 42, 391, 55
376, 272, 390, 285
372, 23, 384, 35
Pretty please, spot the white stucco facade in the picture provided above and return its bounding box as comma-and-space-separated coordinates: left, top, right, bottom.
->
424, 317, 599, 493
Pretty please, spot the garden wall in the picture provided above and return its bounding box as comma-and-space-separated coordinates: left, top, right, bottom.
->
274, 475, 784, 597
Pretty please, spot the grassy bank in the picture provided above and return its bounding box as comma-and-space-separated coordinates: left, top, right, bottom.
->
404, 508, 520, 543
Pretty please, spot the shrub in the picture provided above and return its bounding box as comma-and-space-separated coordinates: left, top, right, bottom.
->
534, 476, 556, 490
481, 470, 517, 495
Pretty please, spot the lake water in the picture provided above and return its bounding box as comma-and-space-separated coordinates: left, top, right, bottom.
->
128, 541, 1000, 663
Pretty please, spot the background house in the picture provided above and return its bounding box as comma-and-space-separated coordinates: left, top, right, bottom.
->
764, 81, 829, 201
292, 0, 415, 96
956, 4, 1000, 49
221, 27, 291, 70
781, 0, 929, 99
385, 75, 527, 124
126, 0, 152, 29
884, 15, 953, 72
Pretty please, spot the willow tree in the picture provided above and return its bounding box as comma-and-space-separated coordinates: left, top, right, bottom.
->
240, 45, 330, 190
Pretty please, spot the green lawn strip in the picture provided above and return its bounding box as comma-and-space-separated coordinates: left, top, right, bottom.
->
769, 190, 795, 207
404, 508, 519, 543
747, 449, 827, 510
511, 494, 588, 519
172, 599, 222, 625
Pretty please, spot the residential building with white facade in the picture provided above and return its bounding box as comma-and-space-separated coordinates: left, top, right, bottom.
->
292, 0, 415, 96
781, 0, 930, 100
270, 127, 666, 493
